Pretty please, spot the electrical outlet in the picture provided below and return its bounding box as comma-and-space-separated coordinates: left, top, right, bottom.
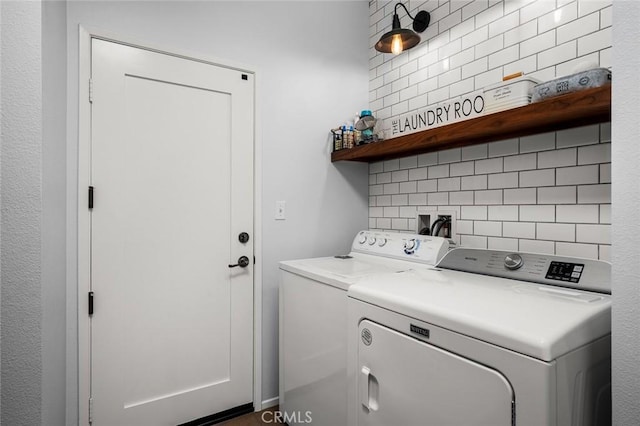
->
275, 201, 286, 220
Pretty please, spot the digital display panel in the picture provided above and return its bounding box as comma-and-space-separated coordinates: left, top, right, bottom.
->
545, 261, 584, 283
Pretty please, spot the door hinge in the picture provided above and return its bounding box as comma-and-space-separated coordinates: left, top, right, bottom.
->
88, 291, 94, 316
89, 397, 94, 423
88, 186, 94, 209
89, 78, 94, 103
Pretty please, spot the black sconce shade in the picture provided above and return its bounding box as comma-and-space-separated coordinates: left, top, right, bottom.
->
375, 3, 431, 55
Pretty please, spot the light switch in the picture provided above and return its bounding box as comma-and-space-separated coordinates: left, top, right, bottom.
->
275, 201, 286, 220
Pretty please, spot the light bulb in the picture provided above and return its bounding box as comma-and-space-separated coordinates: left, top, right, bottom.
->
391, 34, 403, 55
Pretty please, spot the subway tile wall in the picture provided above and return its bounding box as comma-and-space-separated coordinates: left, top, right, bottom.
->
368, 0, 611, 260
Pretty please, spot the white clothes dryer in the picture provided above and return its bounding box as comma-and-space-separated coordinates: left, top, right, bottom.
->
348, 248, 611, 426
279, 230, 449, 426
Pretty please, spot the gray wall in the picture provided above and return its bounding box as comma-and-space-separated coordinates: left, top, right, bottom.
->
42, 1, 68, 425
1, 1, 43, 424
611, 1, 640, 424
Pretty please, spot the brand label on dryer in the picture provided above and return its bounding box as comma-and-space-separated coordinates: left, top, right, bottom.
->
410, 324, 430, 339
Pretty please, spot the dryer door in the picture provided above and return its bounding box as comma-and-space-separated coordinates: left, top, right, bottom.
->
357, 320, 514, 426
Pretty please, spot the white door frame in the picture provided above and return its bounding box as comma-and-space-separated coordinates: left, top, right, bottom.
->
75, 25, 263, 425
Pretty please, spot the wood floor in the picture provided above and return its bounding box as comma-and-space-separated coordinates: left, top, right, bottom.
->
219, 406, 282, 426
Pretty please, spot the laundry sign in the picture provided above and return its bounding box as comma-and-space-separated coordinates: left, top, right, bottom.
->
384, 91, 485, 139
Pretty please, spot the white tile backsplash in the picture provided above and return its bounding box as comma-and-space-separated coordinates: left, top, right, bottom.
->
399, 180, 417, 193
461, 234, 488, 248
519, 132, 556, 153
462, 0, 489, 21
417, 179, 438, 193
520, 205, 555, 222
600, 163, 611, 184
488, 205, 519, 221
503, 222, 536, 239
391, 169, 409, 182
537, 148, 576, 169
556, 125, 600, 148
520, 169, 555, 187
504, 153, 537, 172
538, 2, 577, 33
504, 19, 537, 47
578, 143, 611, 165
475, 158, 503, 174
578, 27, 612, 56
450, 191, 475, 205
520, 0, 557, 23
428, 192, 450, 205
576, 224, 611, 244
462, 143, 488, 161
429, 164, 449, 179
461, 205, 488, 220
578, 184, 611, 204
438, 177, 462, 192
409, 167, 429, 181
555, 242, 599, 259
488, 139, 519, 158
438, 148, 462, 164
488, 172, 519, 189
600, 204, 611, 224
368, 0, 611, 258
537, 186, 577, 205
461, 174, 488, 190
475, 189, 503, 205
474, 220, 502, 236
392, 194, 408, 206
538, 40, 578, 70
556, 12, 600, 44
556, 204, 599, 224
503, 187, 537, 204
488, 237, 519, 251
488, 10, 519, 37
537, 223, 576, 242
520, 30, 556, 57
383, 183, 400, 194
519, 239, 555, 254
556, 165, 599, 185
450, 161, 475, 176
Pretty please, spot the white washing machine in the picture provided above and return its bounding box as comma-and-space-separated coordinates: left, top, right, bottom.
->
348, 248, 611, 426
279, 230, 449, 426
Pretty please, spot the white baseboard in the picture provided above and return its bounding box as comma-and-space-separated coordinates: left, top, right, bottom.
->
261, 396, 279, 409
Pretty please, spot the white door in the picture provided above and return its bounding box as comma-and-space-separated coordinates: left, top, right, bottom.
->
90, 38, 254, 425
357, 320, 514, 426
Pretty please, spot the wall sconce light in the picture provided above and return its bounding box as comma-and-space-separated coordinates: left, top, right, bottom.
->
375, 2, 431, 55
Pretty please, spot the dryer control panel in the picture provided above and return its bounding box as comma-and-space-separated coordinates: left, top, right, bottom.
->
437, 248, 611, 294
351, 230, 449, 265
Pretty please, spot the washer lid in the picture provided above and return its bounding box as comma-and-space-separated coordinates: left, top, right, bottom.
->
348, 267, 611, 361
279, 254, 421, 291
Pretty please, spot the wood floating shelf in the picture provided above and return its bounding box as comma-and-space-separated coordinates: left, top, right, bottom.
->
331, 85, 611, 163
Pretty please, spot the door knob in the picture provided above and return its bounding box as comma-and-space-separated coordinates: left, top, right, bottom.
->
229, 256, 250, 268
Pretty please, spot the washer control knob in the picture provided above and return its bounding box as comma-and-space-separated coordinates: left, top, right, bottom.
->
504, 253, 524, 270
368, 237, 376, 246
358, 235, 367, 244
378, 238, 387, 247
404, 239, 416, 251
